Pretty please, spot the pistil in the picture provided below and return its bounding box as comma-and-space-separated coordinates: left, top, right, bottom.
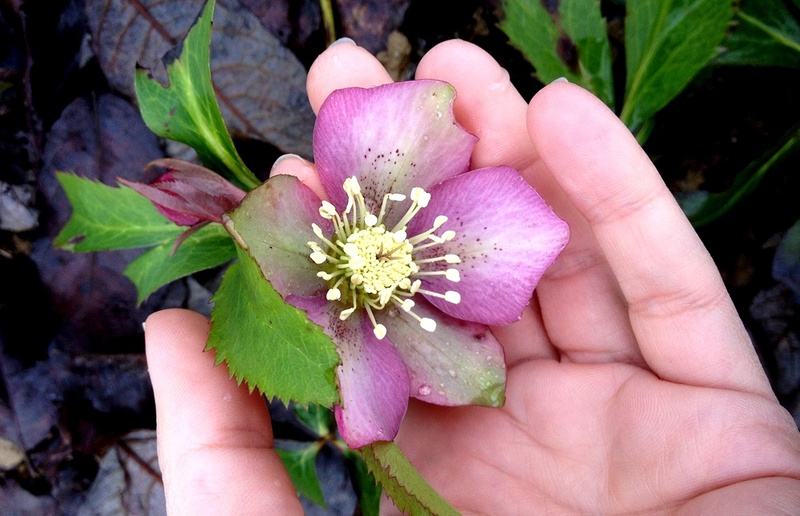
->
309, 176, 462, 340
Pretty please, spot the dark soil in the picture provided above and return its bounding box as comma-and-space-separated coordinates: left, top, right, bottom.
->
1, 0, 798, 513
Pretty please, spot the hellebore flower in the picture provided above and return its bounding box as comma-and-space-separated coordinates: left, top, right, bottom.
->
226, 80, 569, 448
119, 158, 246, 227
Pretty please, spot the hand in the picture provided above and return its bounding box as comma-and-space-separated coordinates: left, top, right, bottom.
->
145, 40, 800, 514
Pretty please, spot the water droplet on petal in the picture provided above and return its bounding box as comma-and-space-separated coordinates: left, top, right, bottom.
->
418, 384, 431, 396
448, 369, 456, 378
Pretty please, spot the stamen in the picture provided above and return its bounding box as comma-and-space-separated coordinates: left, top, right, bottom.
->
310, 251, 327, 264
365, 305, 387, 340
410, 187, 431, 207
319, 201, 337, 219
412, 269, 461, 282
420, 318, 436, 332
364, 213, 378, 227
416, 288, 461, 304
326, 288, 341, 301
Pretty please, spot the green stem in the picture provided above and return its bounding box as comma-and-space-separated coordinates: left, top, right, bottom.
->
320, 0, 337, 46
359, 441, 460, 516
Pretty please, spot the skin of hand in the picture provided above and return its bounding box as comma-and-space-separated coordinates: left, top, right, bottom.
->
145, 39, 800, 515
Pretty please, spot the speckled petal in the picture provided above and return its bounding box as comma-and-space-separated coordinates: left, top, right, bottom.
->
225, 175, 329, 298
376, 298, 506, 407
289, 295, 409, 448
407, 166, 569, 325
314, 80, 477, 226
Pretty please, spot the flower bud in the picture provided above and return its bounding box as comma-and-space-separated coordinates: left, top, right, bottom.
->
118, 159, 246, 226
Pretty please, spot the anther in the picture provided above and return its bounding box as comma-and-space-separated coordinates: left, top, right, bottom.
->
326, 288, 341, 301
420, 318, 436, 332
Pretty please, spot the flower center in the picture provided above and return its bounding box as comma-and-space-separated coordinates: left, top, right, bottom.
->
308, 176, 461, 340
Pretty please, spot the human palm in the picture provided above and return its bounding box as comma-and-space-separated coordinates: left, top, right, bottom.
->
145, 40, 800, 514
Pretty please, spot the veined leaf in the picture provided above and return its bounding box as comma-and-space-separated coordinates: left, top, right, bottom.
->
716, 0, 800, 68
55, 173, 182, 252
207, 247, 340, 406
359, 441, 459, 516
622, 0, 732, 133
134, 0, 260, 190
124, 223, 236, 304
276, 443, 326, 508
501, 0, 615, 109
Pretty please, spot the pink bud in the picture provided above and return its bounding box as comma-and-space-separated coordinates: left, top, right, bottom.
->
118, 159, 246, 226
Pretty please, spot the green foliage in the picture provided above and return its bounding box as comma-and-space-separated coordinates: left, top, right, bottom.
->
501, 0, 614, 109
292, 403, 334, 437
501, 0, 733, 135
621, 0, 732, 133
55, 173, 182, 251
277, 443, 327, 507
134, 0, 259, 190
716, 0, 800, 68
207, 247, 340, 406
345, 449, 382, 516
680, 124, 800, 226
359, 441, 459, 516
124, 223, 236, 304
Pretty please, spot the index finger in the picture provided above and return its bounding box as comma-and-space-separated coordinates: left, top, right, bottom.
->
528, 84, 773, 397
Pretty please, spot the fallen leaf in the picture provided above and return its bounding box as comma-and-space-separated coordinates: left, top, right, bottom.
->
337, 0, 411, 55
84, 0, 314, 157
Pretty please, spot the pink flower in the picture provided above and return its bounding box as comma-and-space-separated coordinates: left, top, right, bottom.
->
227, 80, 569, 448
119, 159, 246, 227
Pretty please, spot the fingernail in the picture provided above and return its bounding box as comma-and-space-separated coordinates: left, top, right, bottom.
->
271, 153, 304, 171
330, 37, 356, 48
142, 321, 147, 332
551, 77, 569, 84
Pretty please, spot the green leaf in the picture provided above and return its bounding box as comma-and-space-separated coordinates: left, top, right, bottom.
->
292, 403, 334, 437
345, 450, 382, 516
716, 0, 800, 68
680, 123, 800, 227
134, 0, 259, 190
276, 443, 326, 507
55, 173, 183, 252
621, 0, 733, 133
124, 223, 236, 304
359, 441, 459, 516
501, 0, 615, 109
207, 247, 340, 406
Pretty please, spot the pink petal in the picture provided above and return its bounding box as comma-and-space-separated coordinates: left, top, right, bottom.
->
314, 80, 477, 226
375, 298, 506, 407
289, 295, 409, 449
226, 175, 330, 298
407, 166, 569, 325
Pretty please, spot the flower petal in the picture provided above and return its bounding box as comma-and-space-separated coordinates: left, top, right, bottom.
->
289, 295, 409, 448
225, 175, 329, 297
376, 298, 506, 407
314, 80, 477, 225
407, 166, 569, 325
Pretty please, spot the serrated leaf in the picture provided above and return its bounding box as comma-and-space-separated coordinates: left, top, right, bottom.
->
276, 443, 326, 508
207, 247, 340, 406
621, 0, 733, 133
716, 0, 800, 68
679, 123, 800, 227
124, 223, 236, 304
359, 441, 459, 516
292, 403, 334, 437
345, 450, 382, 516
133, 0, 260, 190
501, 0, 615, 109
55, 173, 182, 252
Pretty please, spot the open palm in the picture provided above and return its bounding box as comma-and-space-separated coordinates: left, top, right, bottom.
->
145, 40, 800, 514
